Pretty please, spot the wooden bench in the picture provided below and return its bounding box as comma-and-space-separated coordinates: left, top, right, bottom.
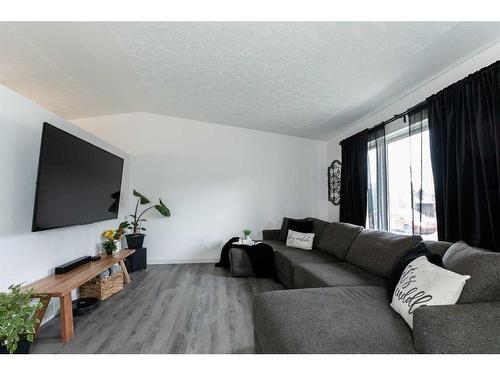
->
23, 249, 135, 343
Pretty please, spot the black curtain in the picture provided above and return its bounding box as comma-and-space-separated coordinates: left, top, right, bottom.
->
339, 130, 369, 226
427, 60, 500, 251
340, 125, 386, 227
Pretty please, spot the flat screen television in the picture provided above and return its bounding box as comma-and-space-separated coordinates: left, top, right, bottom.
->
32, 122, 124, 232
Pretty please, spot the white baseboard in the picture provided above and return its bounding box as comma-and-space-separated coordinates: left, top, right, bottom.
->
148, 257, 219, 264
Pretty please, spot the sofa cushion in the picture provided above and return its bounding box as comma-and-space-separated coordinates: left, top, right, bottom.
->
265, 242, 339, 288
423, 240, 453, 257
253, 286, 415, 353
279, 217, 328, 247
413, 301, 500, 353
346, 230, 422, 278
443, 241, 500, 303
262, 229, 281, 241
306, 217, 329, 247
263, 239, 287, 250
294, 262, 385, 289
316, 222, 363, 260
262, 240, 294, 287
262, 240, 308, 288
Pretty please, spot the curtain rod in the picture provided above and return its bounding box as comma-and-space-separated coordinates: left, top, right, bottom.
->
374, 100, 426, 128
339, 100, 426, 145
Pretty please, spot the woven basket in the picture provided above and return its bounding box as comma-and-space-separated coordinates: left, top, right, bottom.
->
80, 270, 124, 301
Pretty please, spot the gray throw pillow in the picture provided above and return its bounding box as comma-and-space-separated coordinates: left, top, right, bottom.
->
443, 241, 500, 303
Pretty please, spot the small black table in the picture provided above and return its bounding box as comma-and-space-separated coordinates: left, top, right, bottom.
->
124, 247, 147, 272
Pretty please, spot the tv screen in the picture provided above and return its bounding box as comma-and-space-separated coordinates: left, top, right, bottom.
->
32, 123, 124, 232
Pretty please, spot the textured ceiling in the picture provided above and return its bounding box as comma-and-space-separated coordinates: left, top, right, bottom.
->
1, 22, 500, 139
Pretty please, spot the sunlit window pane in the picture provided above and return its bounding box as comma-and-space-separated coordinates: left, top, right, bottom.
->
387, 135, 412, 235
366, 124, 437, 240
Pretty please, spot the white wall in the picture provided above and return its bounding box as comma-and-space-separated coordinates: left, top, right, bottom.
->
326, 40, 500, 222
74, 113, 328, 264
0, 85, 129, 323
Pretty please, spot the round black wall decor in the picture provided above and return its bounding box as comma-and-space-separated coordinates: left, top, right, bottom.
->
328, 160, 341, 206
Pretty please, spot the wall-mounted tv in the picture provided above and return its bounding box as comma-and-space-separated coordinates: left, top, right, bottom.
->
32, 122, 124, 232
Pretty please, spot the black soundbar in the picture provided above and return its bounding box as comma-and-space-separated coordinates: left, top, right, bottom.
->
55, 256, 91, 274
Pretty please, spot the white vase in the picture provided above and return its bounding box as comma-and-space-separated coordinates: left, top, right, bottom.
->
245, 235, 251, 241
115, 240, 121, 252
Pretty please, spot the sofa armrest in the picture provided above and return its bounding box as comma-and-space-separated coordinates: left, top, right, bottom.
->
263, 229, 281, 241
413, 302, 500, 353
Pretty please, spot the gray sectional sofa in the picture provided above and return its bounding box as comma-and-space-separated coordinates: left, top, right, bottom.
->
251, 218, 500, 354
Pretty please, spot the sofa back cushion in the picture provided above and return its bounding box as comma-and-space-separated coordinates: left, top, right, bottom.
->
306, 217, 329, 247
316, 222, 363, 260
345, 230, 422, 278
423, 240, 453, 257
279, 217, 328, 248
443, 241, 500, 303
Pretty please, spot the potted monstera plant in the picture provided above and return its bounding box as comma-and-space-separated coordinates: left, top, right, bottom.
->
121, 190, 171, 249
0, 285, 43, 354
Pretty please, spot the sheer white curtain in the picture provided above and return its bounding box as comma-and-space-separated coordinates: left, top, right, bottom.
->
366, 124, 388, 230
408, 108, 437, 239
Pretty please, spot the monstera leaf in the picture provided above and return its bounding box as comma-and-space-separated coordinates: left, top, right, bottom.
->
155, 199, 171, 217
129, 190, 171, 234
119, 220, 131, 230
133, 190, 151, 205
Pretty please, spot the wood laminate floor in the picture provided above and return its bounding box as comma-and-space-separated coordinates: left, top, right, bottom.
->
31, 263, 284, 354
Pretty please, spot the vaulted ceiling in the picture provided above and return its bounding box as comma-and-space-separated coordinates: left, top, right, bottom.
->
1, 22, 500, 139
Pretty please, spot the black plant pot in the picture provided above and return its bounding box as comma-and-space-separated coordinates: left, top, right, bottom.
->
126, 234, 145, 249
0, 335, 31, 354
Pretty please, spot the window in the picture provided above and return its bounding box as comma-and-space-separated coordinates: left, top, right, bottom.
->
366, 110, 437, 240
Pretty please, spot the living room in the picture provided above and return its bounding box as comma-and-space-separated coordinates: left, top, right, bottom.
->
1, 0, 500, 373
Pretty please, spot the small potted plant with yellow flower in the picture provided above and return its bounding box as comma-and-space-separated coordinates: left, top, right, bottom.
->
101, 222, 127, 255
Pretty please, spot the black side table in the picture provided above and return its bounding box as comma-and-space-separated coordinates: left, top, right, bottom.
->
124, 247, 147, 272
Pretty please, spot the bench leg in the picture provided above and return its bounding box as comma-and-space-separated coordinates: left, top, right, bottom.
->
34, 296, 51, 336
120, 260, 131, 284
60, 294, 74, 343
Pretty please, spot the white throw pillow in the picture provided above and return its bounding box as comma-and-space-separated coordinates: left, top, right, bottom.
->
286, 230, 315, 250
390, 256, 470, 329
